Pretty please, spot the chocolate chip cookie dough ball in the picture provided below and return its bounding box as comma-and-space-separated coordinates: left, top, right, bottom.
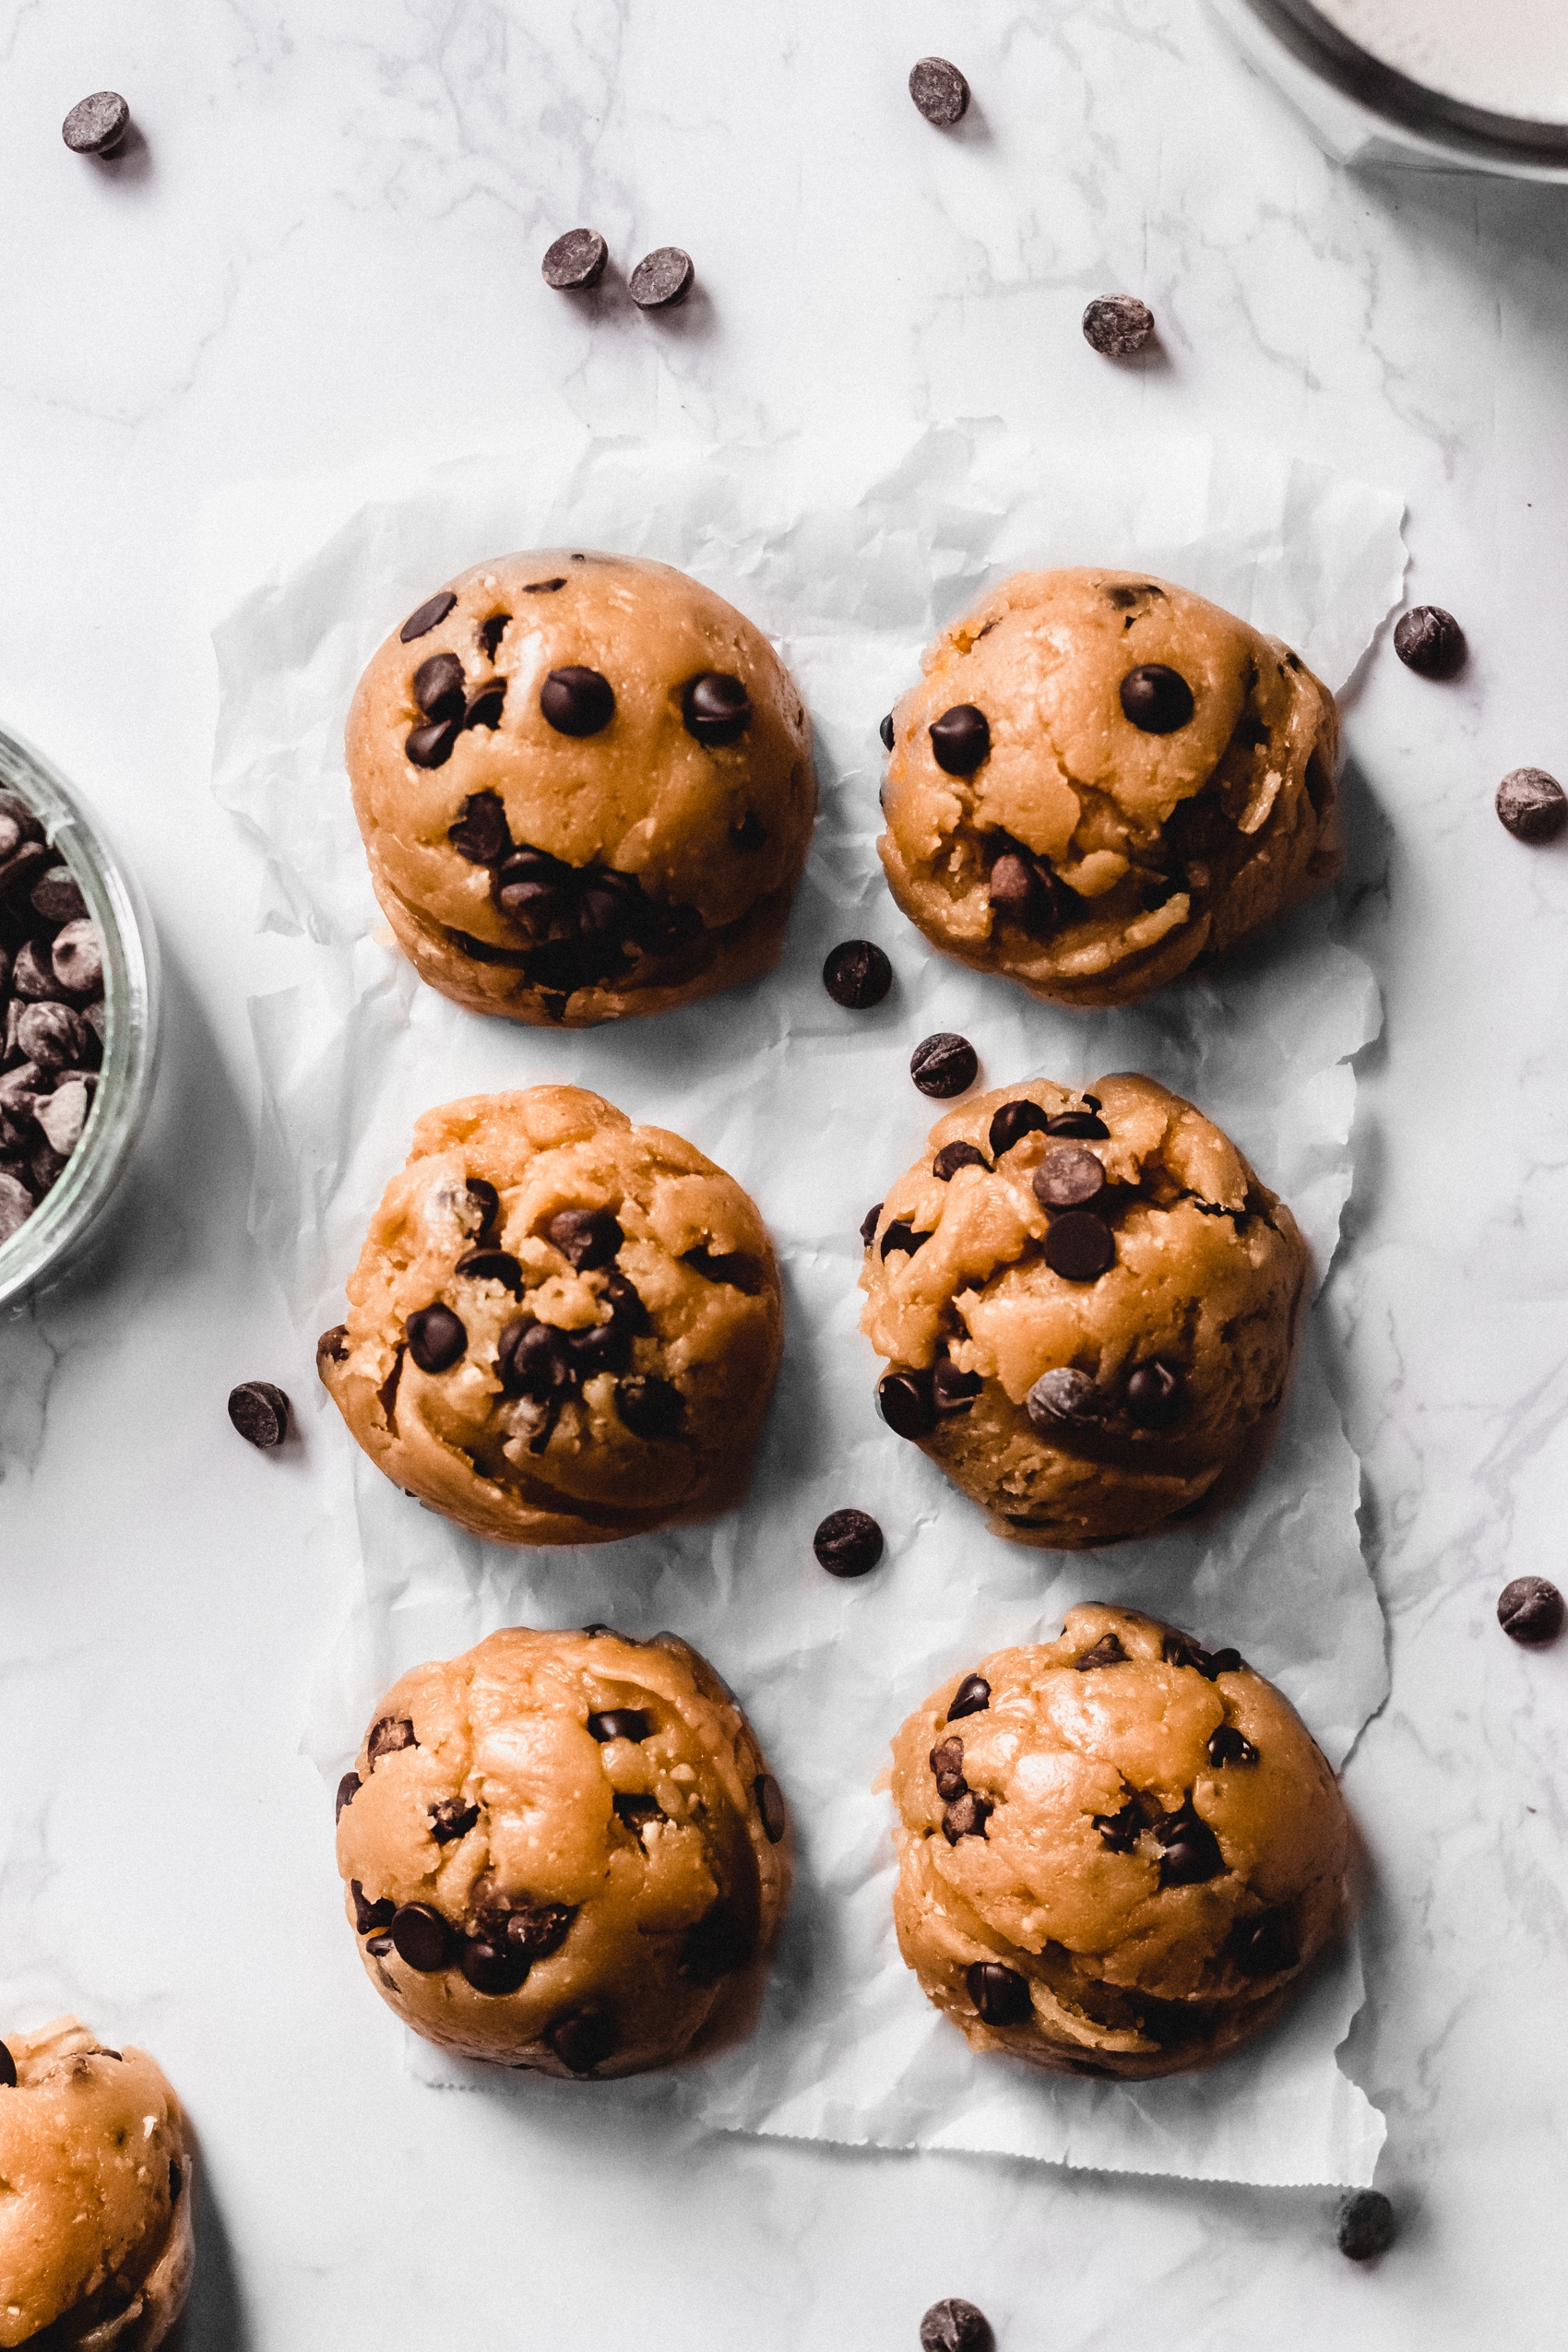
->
336, 1625, 792, 2073
317, 1085, 783, 1545
0, 2016, 194, 2348
890, 1605, 1351, 2078
879, 569, 1339, 1008
346, 552, 817, 1026
861, 1074, 1306, 1547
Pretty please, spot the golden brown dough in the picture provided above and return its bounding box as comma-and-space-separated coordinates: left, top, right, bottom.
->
0, 2018, 193, 2350
859, 1073, 1307, 1548
889, 1605, 1352, 2078
346, 552, 816, 1026
336, 1626, 792, 2074
878, 567, 1339, 1007
318, 1086, 784, 1546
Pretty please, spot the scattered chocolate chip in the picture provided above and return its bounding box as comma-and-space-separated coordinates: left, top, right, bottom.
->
406, 1303, 467, 1372
0, 2040, 17, 2089
683, 672, 751, 746
430, 1798, 480, 1845
1027, 1367, 1100, 1430
550, 2009, 614, 2073
1121, 664, 1194, 734
814, 1507, 885, 1577
1082, 295, 1155, 358
30, 866, 87, 927
932, 1360, 982, 1414
930, 1737, 968, 1800
1075, 1633, 1128, 1670
943, 1790, 992, 1843
880, 1220, 931, 1260
1044, 1210, 1115, 1281
629, 246, 694, 308
587, 1709, 651, 1744
910, 1032, 978, 1099
880, 712, 896, 752
1394, 605, 1465, 680
447, 791, 511, 864
63, 90, 129, 156
51, 921, 102, 998
479, 614, 511, 659
615, 1374, 684, 1440
1497, 1575, 1564, 1645
823, 939, 893, 1009
389, 1903, 454, 1972
1044, 1105, 1109, 1139
400, 590, 457, 644
545, 1206, 623, 1268
861, 1202, 885, 1248
920, 2297, 994, 2352
947, 1673, 991, 1722
464, 685, 505, 732
460, 1934, 531, 1995
877, 1368, 936, 1440
1032, 1146, 1106, 1212
368, 1716, 417, 1763
755, 1773, 788, 1843
455, 1247, 524, 1293
413, 651, 466, 721
1156, 1800, 1225, 1887
406, 719, 457, 769
909, 55, 970, 126
540, 666, 615, 736
929, 704, 990, 775
1336, 2188, 1395, 2262
1496, 767, 1567, 843
933, 1140, 987, 1181
350, 1881, 396, 1936
226, 1381, 290, 1450
966, 1960, 1030, 2027
542, 228, 609, 290
336, 1772, 362, 1820
680, 1898, 754, 1984
1126, 1360, 1183, 1429
1226, 1907, 1299, 1978
1206, 1724, 1258, 1767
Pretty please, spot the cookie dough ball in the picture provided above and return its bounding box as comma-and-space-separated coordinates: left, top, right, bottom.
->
346, 552, 817, 1026
860, 1074, 1306, 1547
890, 1605, 1352, 2078
879, 568, 1339, 1008
336, 1626, 793, 2074
318, 1086, 784, 1546
0, 2017, 193, 2349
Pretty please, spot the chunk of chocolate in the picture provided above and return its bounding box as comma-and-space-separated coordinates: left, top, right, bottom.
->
683, 671, 751, 746
928, 704, 990, 775
400, 590, 457, 644
406, 1303, 467, 1372
455, 1247, 524, 1293
910, 1031, 978, 1099
541, 228, 609, 290
988, 1099, 1050, 1158
406, 719, 457, 769
1206, 1724, 1259, 1767
336, 1772, 361, 1821
540, 666, 615, 736
880, 712, 896, 751
823, 939, 893, 1009
1044, 1105, 1109, 1139
932, 1360, 981, 1414
413, 650, 466, 720
448, 791, 511, 864
909, 55, 970, 125
545, 1206, 623, 1269
1082, 295, 1155, 357
880, 1220, 931, 1260
227, 1381, 290, 1450
63, 90, 130, 156
877, 1368, 936, 1439
813, 1507, 885, 1577
1044, 1209, 1115, 1281
929, 1737, 968, 1800
943, 1790, 992, 1843
1033, 1146, 1107, 1212
920, 2299, 994, 2352
860, 1201, 884, 1248
629, 246, 694, 309
1497, 1574, 1564, 1645
1026, 1366, 1100, 1430
965, 1959, 1030, 2026
459, 1934, 531, 1996
1394, 605, 1465, 680
1120, 664, 1194, 734
1225, 1907, 1299, 1978
351, 1882, 396, 1936
947, 1673, 991, 1721
1496, 767, 1567, 844
429, 1799, 480, 1845
1336, 2189, 1395, 2262
368, 1716, 417, 1764
933, 1140, 987, 1181
389, 1903, 454, 1973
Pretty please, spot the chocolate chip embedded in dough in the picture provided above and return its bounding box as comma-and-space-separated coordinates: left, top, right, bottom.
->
1155, 1800, 1225, 1887
1126, 1359, 1183, 1429
540, 665, 615, 736
316, 1324, 350, 1372
965, 1959, 1031, 2027
933, 1140, 987, 1181
986, 1099, 1049, 1158
943, 1790, 992, 1843
987, 849, 1048, 929
947, 1673, 991, 1721
587, 1709, 651, 1744
877, 1367, 936, 1440
1092, 1801, 1141, 1853
920, 2297, 995, 2352
406, 1302, 467, 1372
0, 2040, 17, 2089
928, 703, 990, 775
880, 1219, 930, 1260
448, 791, 512, 864
368, 1716, 417, 1763
679, 1898, 754, 1984
1497, 1575, 1565, 1645
629, 245, 694, 309
430, 1798, 480, 1845
1043, 1105, 1109, 1139
880, 712, 895, 752
860, 1201, 884, 1248
813, 1507, 885, 1577
336, 1772, 361, 1820
497, 1318, 573, 1400
683, 671, 751, 747
1495, 767, 1568, 844
1225, 1907, 1299, 1978
169, 2157, 182, 2201
455, 1247, 525, 1294
544, 1205, 624, 1269
400, 590, 457, 644
909, 55, 970, 125
1394, 605, 1466, 680
1026, 1366, 1100, 1431
51, 921, 102, 999
227, 1380, 291, 1449
910, 1031, 978, 1099
755, 1772, 789, 1844
541, 227, 609, 290
1044, 1209, 1114, 1282
614, 1374, 685, 1440
822, 938, 893, 1009
389, 1902, 454, 1973
549, 2009, 615, 2073
459, 1934, 532, 1996
479, 613, 511, 659
505, 1901, 576, 1960
30, 865, 87, 926
351, 1881, 396, 1935
1075, 1633, 1128, 1669
617, 1795, 664, 1826
929, 1738, 968, 1800
413, 650, 466, 721
1120, 664, 1195, 735
366, 1933, 393, 1957
932, 1361, 981, 1416
460, 1178, 502, 1238
1032, 1146, 1106, 1213
1206, 1723, 1259, 1767
1336, 2189, 1396, 2263
62, 90, 130, 155
463, 685, 506, 733
1082, 295, 1156, 358
406, 719, 457, 769
731, 810, 767, 852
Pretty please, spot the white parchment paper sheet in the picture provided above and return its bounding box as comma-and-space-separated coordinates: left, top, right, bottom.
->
212, 428, 1402, 2185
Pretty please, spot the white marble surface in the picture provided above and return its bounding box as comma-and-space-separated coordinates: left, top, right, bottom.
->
1, 4, 1566, 2346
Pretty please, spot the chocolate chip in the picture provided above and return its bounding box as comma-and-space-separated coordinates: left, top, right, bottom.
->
965, 1960, 1030, 2026
227, 1381, 290, 1450
540, 666, 615, 736
1226, 1907, 1299, 1978
679, 1898, 753, 1984
932, 1360, 981, 1415
1032, 1146, 1106, 1211
947, 1673, 991, 1722
1156, 1800, 1225, 1887
479, 614, 511, 658
1075, 1633, 1128, 1669
497, 1318, 572, 1400
406, 719, 457, 768
62, 90, 129, 155
932, 1141, 987, 1182
989, 1098, 1052, 1159
51, 921, 101, 999
1497, 1575, 1564, 1645
169, 2158, 182, 2202
877, 1368, 936, 1440
459, 1934, 531, 1995
545, 1206, 623, 1269
351, 1882, 396, 1935
1044, 1105, 1109, 1139
406, 1303, 467, 1372
615, 1374, 684, 1440
629, 246, 694, 309
1206, 1724, 1258, 1767
541, 228, 609, 290
1044, 1210, 1114, 1281
455, 1248, 524, 1293
910, 1032, 978, 1099
1126, 1360, 1183, 1429
880, 1220, 930, 1260
943, 1790, 992, 1843
550, 2010, 614, 2073
1093, 1801, 1142, 1854
732, 811, 767, 851
823, 939, 893, 1009
366, 1934, 393, 1957
448, 791, 511, 864
0, 2040, 17, 2089
10, 942, 60, 1002
909, 56, 970, 125
18, 1003, 83, 1071
430, 1798, 480, 1845
929, 1738, 968, 1800
880, 713, 896, 751
1121, 664, 1194, 734
368, 1716, 417, 1763
1394, 605, 1465, 679
587, 1709, 651, 1744
682, 1246, 761, 1293
1027, 1367, 1100, 1430
755, 1773, 788, 1843
1082, 295, 1155, 357
920, 2297, 994, 2352
389, 1902, 454, 1972
1336, 2189, 1395, 2263
861, 1202, 884, 1248
400, 590, 457, 644
1496, 767, 1567, 843
814, 1507, 885, 1577
928, 704, 990, 775
30, 866, 87, 927
500, 1901, 576, 1960
336, 1772, 362, 1820
413, 651, 466, 721
683, 672, 751, 746
316, 1324, 350, 1371
525, 577, 567, 594
463, 686, 505, 733
459, 1178, 501, 1239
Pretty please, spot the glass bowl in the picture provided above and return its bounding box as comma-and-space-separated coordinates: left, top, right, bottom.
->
0, 726, 160, 1311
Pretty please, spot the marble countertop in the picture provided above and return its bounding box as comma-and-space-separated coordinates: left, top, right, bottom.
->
1, 5, 1564, 2346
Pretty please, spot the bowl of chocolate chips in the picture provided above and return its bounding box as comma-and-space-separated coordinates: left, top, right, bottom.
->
0, 727, 159, 1306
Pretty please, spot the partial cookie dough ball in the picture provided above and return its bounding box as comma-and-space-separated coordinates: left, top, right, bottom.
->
336, 1626, 792, 2074
318, 1086, 784, 1546
860, 1074, 1306, 1547
0, 2017, 193, 2349
890, 1605, 1352, 2078
879, 568, 1339, 1008
347, 552, 817, 1026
